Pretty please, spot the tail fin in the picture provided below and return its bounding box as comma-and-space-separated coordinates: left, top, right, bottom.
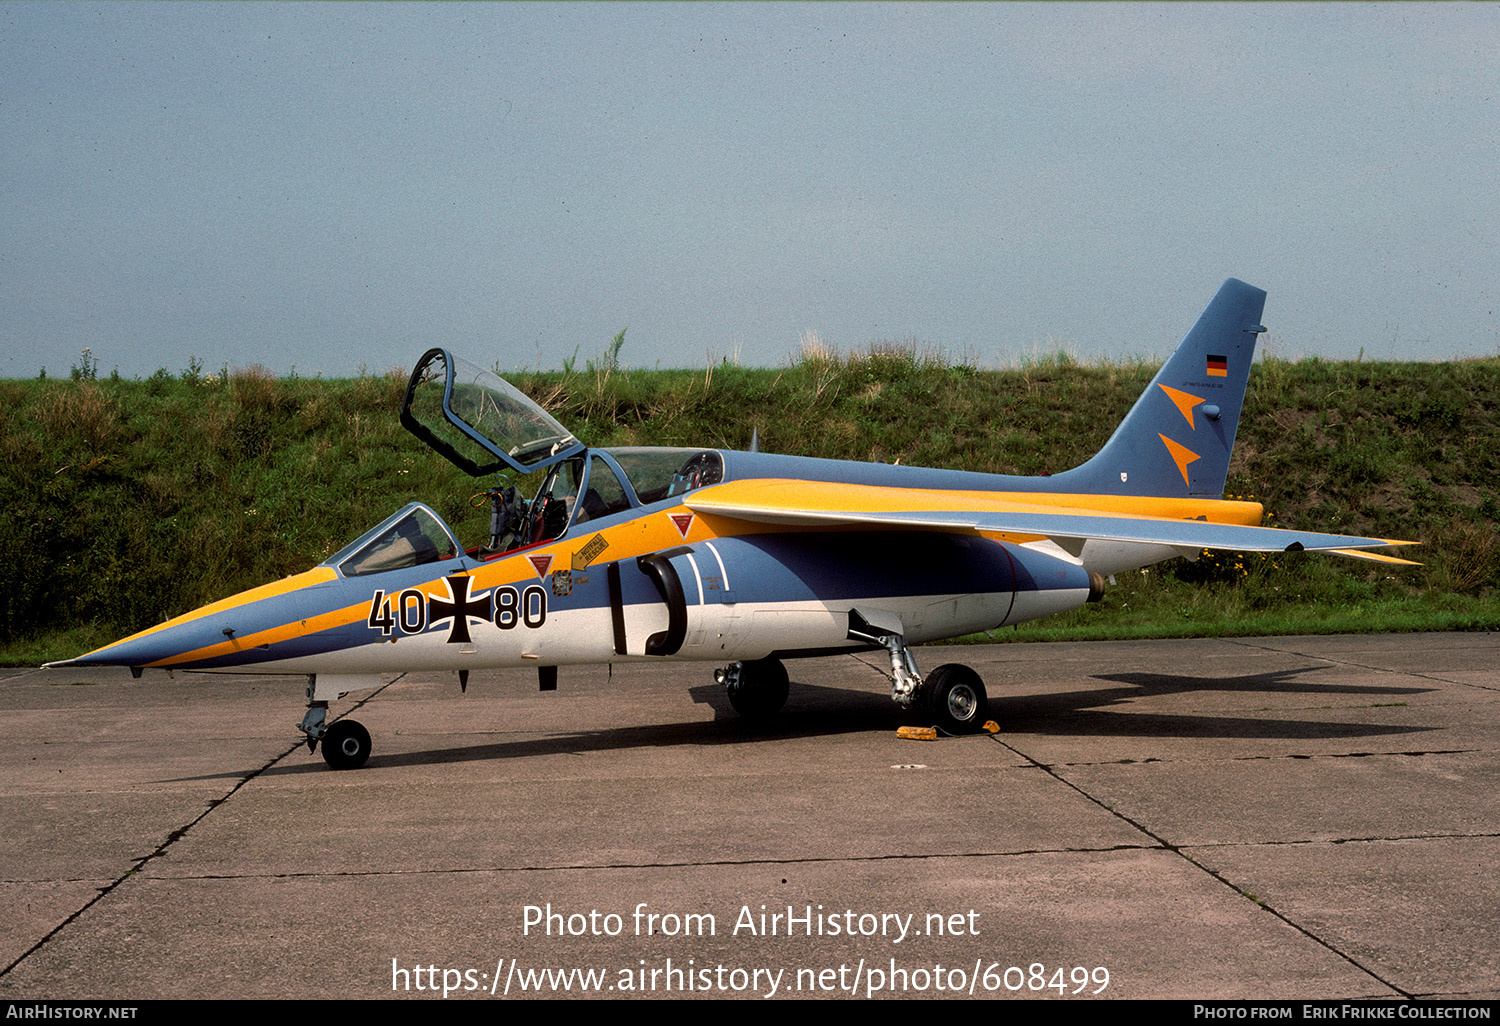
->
1049, 278, 1267, 498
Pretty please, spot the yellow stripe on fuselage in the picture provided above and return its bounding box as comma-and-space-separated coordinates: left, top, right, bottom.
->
145, 508, 723, 667
81, 567, 339, 663
145, 593, 378, 668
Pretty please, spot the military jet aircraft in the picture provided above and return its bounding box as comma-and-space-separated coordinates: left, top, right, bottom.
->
47, 279, 1416, 768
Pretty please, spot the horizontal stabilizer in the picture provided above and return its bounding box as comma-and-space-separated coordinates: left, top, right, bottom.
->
1326, 548, 1423, 566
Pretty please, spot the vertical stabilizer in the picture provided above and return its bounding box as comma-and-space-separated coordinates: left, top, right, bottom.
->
1048, 278, 1266, 498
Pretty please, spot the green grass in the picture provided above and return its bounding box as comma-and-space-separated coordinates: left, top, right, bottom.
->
3, 347, 1497, 665
968, 570, 1500, 645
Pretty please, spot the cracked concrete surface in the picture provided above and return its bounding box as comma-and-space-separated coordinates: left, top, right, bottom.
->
1, 634, 1496, 999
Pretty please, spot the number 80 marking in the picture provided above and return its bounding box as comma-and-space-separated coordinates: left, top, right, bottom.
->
494, 585, 547, 630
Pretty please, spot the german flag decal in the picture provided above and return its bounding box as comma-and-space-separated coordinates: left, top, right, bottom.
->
1206, 354, 1228, 377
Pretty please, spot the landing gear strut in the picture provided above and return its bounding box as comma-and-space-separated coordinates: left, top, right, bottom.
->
849, 618, 989, 734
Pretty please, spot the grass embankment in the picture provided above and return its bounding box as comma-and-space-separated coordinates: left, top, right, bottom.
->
2, 347, 1497, 665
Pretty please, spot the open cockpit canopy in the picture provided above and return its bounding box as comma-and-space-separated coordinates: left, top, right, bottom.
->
400, 348, 585, 477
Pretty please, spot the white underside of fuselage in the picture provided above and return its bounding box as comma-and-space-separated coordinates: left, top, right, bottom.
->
200, 586, 1091, 677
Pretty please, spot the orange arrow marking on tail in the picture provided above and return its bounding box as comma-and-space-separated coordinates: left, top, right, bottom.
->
1158, 434, 1201, 489
1158, 384, 1205, 430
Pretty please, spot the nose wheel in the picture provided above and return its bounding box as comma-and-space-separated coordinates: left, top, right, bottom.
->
300, 676, 376, 770
321, 719, 372, 770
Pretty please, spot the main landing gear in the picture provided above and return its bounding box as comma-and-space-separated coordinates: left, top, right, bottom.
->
918, 663, 988, 735
856, 620, 989, 735
715, 632, 989, 735
716, 658, 790, 721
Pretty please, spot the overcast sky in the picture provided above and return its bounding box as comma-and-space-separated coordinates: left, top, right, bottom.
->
4, 2, 1497, 380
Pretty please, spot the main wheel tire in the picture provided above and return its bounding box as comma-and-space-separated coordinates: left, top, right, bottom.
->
322, 718, 372, 770
725, 658, 790, 720
922, 664, 987, 734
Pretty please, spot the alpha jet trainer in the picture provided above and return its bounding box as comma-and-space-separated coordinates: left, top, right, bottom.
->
48, 279, 1417, 767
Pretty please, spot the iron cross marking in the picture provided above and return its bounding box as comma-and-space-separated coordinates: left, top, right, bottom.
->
428, 575, 493, 645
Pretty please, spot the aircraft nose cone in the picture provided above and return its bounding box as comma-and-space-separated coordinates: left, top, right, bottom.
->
52, 616, 232, 670
43, 566, 344, 672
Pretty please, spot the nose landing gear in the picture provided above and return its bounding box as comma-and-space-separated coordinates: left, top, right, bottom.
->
320, 718, 372, 770
299, 675, 376, 769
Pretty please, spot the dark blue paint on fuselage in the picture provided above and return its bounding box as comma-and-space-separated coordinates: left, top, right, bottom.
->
675, 532, 1031, 606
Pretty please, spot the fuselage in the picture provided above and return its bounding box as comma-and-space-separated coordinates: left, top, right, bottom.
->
59, 445, 1261, 677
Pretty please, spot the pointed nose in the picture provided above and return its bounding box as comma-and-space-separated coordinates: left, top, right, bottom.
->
53, 617, 238, 670
45, 566, 340, 671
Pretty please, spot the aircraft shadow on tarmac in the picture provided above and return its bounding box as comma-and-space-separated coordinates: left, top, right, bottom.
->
1002, 664, 1435, 741
182, 664, 1434, 780
167, 680, 905, 780
283, 682, 903, 775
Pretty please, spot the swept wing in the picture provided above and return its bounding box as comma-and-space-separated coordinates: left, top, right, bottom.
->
686, 479, 1420, 563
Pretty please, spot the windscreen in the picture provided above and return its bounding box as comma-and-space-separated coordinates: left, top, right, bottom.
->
332, 504, 461, 578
